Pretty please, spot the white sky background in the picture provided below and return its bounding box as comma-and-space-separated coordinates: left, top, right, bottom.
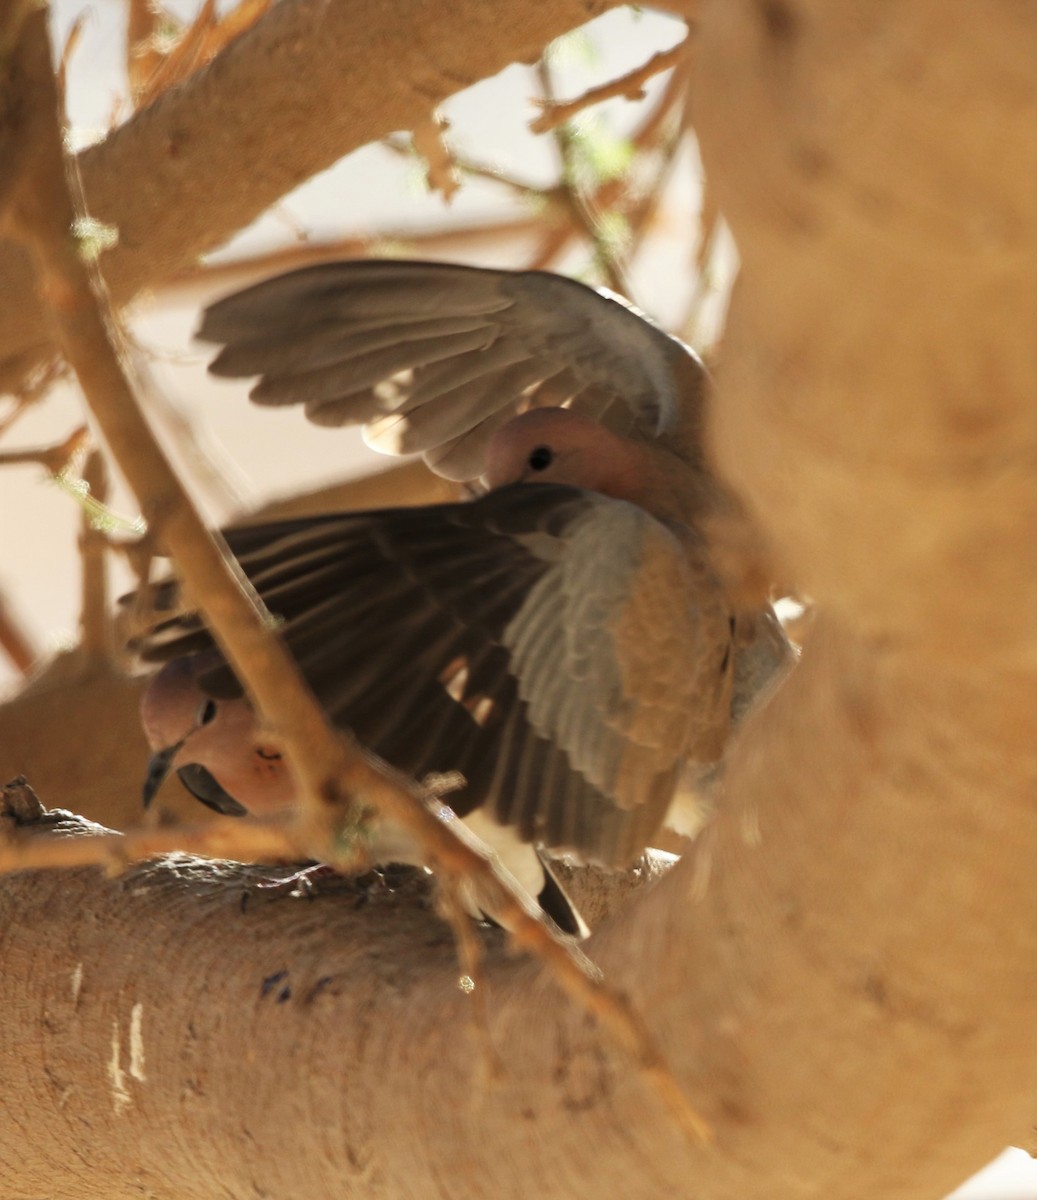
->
1, 6, 1034, 1196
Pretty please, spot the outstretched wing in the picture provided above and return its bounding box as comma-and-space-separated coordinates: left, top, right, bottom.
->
197, 260, 706, 481
132, 483, 732, 867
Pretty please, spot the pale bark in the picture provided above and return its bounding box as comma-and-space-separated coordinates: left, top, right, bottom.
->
2, 0, 1036, 1197
0, 0, 621, 391
698, 0, 1037, 665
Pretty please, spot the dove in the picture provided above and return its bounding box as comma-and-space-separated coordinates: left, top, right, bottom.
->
134, 260, 793, 935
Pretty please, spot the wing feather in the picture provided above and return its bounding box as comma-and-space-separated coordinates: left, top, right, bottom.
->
198, 259, 706, 479
129, 483, 731, 865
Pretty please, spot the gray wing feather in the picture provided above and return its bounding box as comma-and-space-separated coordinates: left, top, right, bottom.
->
128, 484, 730, 867
198, 260, 704, 480
502, 497, 733, 860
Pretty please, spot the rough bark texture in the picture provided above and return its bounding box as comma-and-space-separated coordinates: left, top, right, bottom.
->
697, 0, 1037, 663
2, 0, 1036, 1197
0, 0, 618, 389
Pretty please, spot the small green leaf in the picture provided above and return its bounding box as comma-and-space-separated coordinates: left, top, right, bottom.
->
71, 215, 119, 261
52, 470, 145, 534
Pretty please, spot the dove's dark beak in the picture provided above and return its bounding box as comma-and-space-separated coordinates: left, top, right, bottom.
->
175, 764, 248, 817
142, 743, 248, 817
142, 739, 186, 809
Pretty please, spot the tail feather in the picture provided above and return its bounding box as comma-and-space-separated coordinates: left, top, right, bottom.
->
536, 851, 589, 939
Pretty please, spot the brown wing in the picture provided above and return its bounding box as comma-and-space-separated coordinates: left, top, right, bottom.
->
197, 260, 706, 481
501, 500, 733, 861
131, 484, 732, 866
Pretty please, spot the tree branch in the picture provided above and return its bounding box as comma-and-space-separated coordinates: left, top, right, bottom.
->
530, 39, 689, 133
0, 0, 630, 392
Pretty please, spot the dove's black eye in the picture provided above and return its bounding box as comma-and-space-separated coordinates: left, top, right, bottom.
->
527, 445, 554, 472
196, 699, 218, 727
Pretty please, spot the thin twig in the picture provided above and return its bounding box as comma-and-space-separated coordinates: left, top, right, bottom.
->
55, 8, 88, 105
530, 40, 689, 134
435, 886, 505, 1086
383, 134, 547, 203
77, 449, 112, 664
536, 57, 631, 296
411, 110, 461, 202
615, 66, 694, 263
527, 38, 695, 288
132, 0, 273, 111
0, 425, 88, 473
0, 808, 304, 874
0, 359, 68, 439
628, 37, 695, 150
160, 216, 547, 299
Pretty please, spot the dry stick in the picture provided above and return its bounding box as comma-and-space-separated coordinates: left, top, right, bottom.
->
383, 134, 547, 207
527, 44, 693, 279
628, 35, 695, 150
77, 450, 113, 664
133, 0, 274, 112
10, 14, 365, 838
131, 0, 217, 109
384, 43, 691, 285
617, 61, 695, 263
126, 0, 167, 100
6, 17, 502, 905
530, 40, 689, 134
536, 57, 631, 297
0, 425, 88, 473
411, 111, 461, 202
55, 9, 88, 104
527, 215, 577, 274
595, 45, 696, 258
0, 359, 69, 439
540, 41, 695, 297
161, 213, 549, 298
0, 809, 304, 875
2, 10, 712, 1146
0, 426, 101, 676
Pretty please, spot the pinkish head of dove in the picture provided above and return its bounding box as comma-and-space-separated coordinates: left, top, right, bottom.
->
132, 260, 795, 936
484, 407, 711, 528
140, 653, 288, 819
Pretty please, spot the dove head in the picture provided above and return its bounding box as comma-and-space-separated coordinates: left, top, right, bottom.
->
485, 406, 707, 524
486, 407, 652, 495
140, 656, 293, 817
